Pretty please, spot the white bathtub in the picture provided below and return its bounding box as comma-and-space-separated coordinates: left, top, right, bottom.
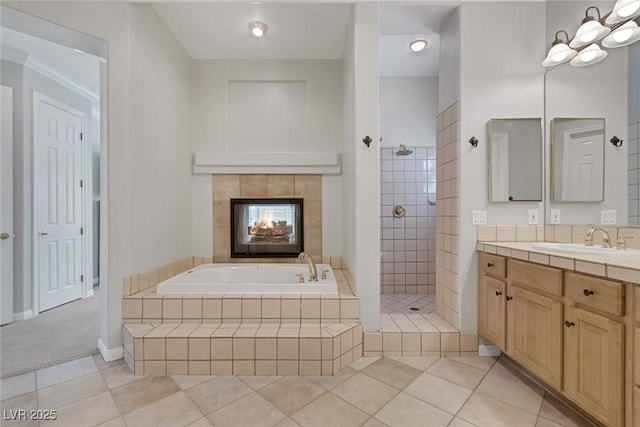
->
156, 263, 338, 294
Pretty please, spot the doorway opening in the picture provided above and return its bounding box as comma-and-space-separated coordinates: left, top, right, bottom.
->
0, 7, 107, 376
378, 4, 454, 315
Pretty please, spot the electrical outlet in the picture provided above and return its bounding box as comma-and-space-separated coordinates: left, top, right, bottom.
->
601, 210, 617, 225
527, 209, 539, 225
550, 209, 561, 224
472, 210, 487, 225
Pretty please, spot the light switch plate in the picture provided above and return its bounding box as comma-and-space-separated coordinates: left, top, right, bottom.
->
472, 210, 487, 225
601, 210, 617, 225
527, 209, 539, 225
550, 209, 561, 224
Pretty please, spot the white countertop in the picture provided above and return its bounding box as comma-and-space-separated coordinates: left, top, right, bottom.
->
476, 241, 640, 285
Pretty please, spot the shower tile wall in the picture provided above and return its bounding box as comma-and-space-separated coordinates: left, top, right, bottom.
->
630, 121, 639, 225
380, 146, 436, 295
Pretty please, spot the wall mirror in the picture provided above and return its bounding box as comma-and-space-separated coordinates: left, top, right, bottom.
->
544, 1, 638, 225
550, 118, 605, 202
488, 118, 543, 202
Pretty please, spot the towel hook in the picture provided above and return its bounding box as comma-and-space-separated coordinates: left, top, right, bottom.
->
468, 136, 478, 147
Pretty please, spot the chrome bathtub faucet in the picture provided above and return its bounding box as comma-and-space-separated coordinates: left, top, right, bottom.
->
297, 252, 318, 282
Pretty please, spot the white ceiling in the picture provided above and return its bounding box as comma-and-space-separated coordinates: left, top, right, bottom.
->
152, 2, 456, 76
0, 26, 101, 95
152, 3, 351, 60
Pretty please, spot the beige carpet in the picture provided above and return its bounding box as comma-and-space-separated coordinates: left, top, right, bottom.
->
0, 290, 100, 379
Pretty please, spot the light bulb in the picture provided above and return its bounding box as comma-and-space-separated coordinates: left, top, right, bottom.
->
614, 27, 633, 42
581, 50, 597, 62
252, 27, 264, 37
409, 39, 427, 52
618, 2, 640, 17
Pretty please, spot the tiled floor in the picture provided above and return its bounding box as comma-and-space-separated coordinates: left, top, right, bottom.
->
380, 294, 435, 314
0, 353, 596, 427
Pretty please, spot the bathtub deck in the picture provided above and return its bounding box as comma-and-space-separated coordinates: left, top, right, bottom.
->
122, 267, 362, 376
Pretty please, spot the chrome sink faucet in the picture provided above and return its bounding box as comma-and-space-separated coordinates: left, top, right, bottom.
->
298, 252, 318, 282
585, 227, 612, 248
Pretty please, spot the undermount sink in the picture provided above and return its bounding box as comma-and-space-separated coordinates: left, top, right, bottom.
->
532, 242, 640, 255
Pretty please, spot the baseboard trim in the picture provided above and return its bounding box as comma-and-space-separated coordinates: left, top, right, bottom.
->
13, 310, 34, 321
98, 338, 123, 362
478, 343, 501, 357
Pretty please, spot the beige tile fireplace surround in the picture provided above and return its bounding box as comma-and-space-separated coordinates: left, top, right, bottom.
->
212, 174, 322, 263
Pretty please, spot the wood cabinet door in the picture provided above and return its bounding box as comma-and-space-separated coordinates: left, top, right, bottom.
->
478, 275, 506, 349
564, 306, 624, 427
506, 284, 563, 389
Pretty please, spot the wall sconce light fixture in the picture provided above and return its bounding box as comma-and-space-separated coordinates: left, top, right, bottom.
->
249, 21, 268, 37
543, 0, 640, 67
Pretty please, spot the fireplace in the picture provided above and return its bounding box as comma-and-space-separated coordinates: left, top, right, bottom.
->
230, 198, 303, 257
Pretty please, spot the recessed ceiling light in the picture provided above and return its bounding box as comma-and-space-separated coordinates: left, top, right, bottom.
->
409, 39, 428, 52
249, 21, 268, 37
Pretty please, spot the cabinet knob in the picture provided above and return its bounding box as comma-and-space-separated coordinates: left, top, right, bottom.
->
487, 262, 494, 267
583, 289, 594, 296
495, 291, 502, 296
506, 296, 513, 301
564, 320, 575, 328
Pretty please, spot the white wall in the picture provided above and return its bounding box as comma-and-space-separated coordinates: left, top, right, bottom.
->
129, 4, 192, 273
545, 1, 628, 225
342, 6, 356, 275
631, 42, 640, 123
190, 59, 344, 257
5, 2, 193, 356
457, 2, 546, 332
351, 3, 380, 331
438, 9, 460, 113
379, 76, 438, 148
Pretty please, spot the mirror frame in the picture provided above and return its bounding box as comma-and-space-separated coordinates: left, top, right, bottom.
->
550, 117, 605, 203
487, 118, 544, 202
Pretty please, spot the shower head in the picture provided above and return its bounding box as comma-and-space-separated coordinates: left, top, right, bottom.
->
395, 145, 413, 156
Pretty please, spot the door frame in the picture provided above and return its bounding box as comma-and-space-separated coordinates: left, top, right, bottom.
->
32, 91, 91, 314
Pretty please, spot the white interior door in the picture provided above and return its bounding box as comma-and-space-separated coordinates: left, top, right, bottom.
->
1, 85, 14, 325
35, 94, 84, 312
562, 127, 604, 201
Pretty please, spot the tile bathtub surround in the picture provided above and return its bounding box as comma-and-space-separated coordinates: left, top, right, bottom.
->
0, 354, 597, 427
380, 146, 436, 295
212, 174, 322, 263
123, 321, 363, 376
122, 257, 205, 297
435, 102, 460, 329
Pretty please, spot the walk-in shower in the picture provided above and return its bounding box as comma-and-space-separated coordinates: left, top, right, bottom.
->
380, 146, 436, 295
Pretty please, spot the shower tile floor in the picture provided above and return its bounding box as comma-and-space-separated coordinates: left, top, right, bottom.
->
0, 353, 596, 426
380, 293, 435, 314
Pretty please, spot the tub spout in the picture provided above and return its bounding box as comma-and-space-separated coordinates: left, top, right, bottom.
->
297, 252, 318, 282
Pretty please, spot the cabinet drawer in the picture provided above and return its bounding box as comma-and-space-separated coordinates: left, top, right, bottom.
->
567, 272, 625, 316
479, 253, 506, 278
508, 259, 563, 296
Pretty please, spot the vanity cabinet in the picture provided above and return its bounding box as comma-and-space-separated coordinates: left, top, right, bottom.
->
506, 260, 564, 390
478, 253, 507, 348
477, 253, 632, 426
564, 306, 624, 426
506, 283, 563, 389
564, 271, 625, 427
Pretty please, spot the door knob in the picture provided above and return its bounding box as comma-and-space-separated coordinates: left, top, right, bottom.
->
0, 232, 14, 240
40, 231, 48, 237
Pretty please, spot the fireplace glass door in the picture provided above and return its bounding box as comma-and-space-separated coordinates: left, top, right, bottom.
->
231, 198, 303, 257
